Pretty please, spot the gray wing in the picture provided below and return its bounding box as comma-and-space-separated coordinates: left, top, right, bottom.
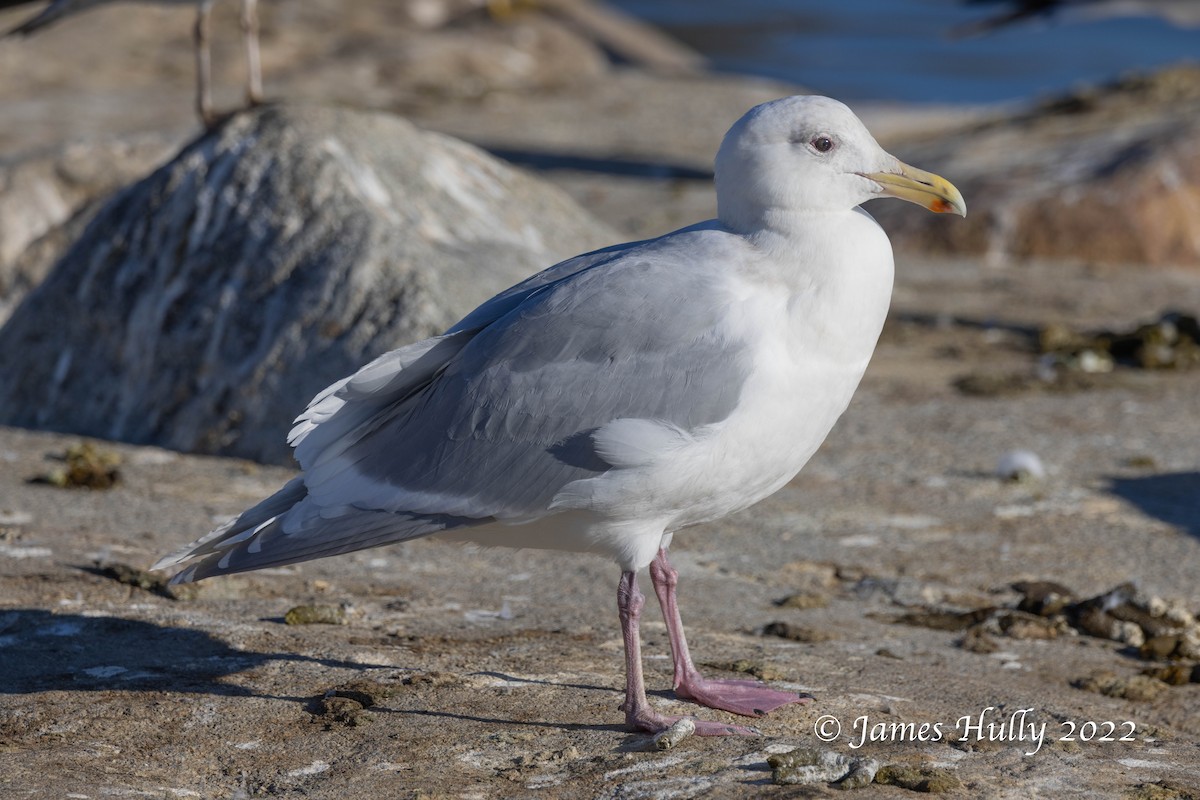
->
446, 235, 654, 335
285, 234, 658, 472
302, 225, 754, 520
157, 225, 755, 581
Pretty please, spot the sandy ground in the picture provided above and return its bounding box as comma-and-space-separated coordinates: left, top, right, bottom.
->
1, 3, 1199, 798
3, 254, 1200, 798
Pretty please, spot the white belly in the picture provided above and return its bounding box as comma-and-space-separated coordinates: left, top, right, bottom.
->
442, 210, 895, 571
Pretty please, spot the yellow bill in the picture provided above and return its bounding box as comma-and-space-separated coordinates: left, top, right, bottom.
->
860, 161, 966, 216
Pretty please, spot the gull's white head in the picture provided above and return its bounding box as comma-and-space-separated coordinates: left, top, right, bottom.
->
715, 95, 965, 233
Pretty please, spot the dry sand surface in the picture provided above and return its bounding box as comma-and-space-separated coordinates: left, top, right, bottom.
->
3, 258, 1200, 798
1, 2, 1199, 798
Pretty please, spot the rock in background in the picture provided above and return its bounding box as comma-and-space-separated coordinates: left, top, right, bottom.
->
0, 0, 681, 155
875, 66, 1200, 268
0, 105, 617, 464
0, 135, 180, 323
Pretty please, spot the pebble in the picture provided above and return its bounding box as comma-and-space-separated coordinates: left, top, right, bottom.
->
653, 718, 695, 750
874, 764, 961, 793
995, 449, 1046, 482
0, 509, 33, 526
284, 604, 348, 625
762, 621, 836, 642
1073, 671, 1168, 703
768, 749, 880, 789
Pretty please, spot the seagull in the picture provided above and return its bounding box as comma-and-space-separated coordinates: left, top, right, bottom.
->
0, 0, 263, 125
153, 96, 965, 735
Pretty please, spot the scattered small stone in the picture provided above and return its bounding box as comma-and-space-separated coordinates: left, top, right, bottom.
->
874, 764, 961, 793
834, 564, 868, 583
1124, 780, 1200, 800
703, 659, 785, 682
768, 748, 877, 787
0, 509, 33, 527
1124, 455, 1159, 469
1014, 580, 1077, 617
958, 626, 1000, 654
890, 608, 994, 632
774, 591, 829, 609
1073, 670, 1168, 703
653, 717, 695, 750
777, 560, 840, 589
511, 747, 580, 767
1156, 598, 1198, 629
1140, 632, 1200, 661
488, 731, 538, 746
284, 604, 347, 625
954, 364, 1110, 396
838, 759, 881, 790
1142, 633, 1180, 662
312, 677, 413, 728
95, 562, 197, 601
953, 371, 1035, 397
1070, 607, 1145, 648
901, 606, 1062, 643
497, 745, 582, 782
996, 449, 1046, 482
762, 621, 837, 642
327, 678, 406, 707
1110, 604, 1181, 640
314, 695, 369, 728
402, 671, 460, 688
888, 580, 1199, 671
1141, 664, 1200, 686
994, 610, 1063, 640
1064, 582, 1199, 648
552, 745, 580, 762
1040, 313, 1200, 372
28, 442, 121, 489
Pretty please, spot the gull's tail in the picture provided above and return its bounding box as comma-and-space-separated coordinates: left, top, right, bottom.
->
152, 477, 488, 584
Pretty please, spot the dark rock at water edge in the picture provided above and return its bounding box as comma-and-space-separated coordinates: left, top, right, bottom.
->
0, 104, 617, 464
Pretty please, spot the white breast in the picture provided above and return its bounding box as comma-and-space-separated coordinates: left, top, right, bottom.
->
443, 210, 895, 571
560, 209, 895, 534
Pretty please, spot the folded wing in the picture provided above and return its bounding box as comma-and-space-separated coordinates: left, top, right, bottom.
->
156, 227, 755, 582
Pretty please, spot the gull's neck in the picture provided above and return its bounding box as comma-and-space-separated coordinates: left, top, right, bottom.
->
724, 205, 869, 253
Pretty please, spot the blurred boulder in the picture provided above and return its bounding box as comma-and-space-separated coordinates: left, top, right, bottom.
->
0, 104, 617, 464
0, 135, 178, 323
873, 65, 1200, 268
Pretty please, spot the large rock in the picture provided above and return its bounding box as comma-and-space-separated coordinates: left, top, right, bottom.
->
0, 135, 180, 323
873, 65, 1200, 268
0, 104, 617, 464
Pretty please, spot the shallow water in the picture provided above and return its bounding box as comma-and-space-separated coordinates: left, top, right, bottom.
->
610, 0, 1199, 104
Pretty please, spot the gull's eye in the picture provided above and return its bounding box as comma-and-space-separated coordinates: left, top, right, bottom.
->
811, 136, 834, 153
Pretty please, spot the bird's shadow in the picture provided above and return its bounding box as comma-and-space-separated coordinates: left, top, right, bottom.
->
471, 670, 615, 695
468, 669, 700, 708
378, 707, 620, 736
1107, 471, 1200, 539
0, 610, 789, 751
0, 608, 380, 699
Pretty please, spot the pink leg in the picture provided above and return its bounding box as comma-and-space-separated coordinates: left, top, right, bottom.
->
649, 548, 810, 717
617, 570, 758, 736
